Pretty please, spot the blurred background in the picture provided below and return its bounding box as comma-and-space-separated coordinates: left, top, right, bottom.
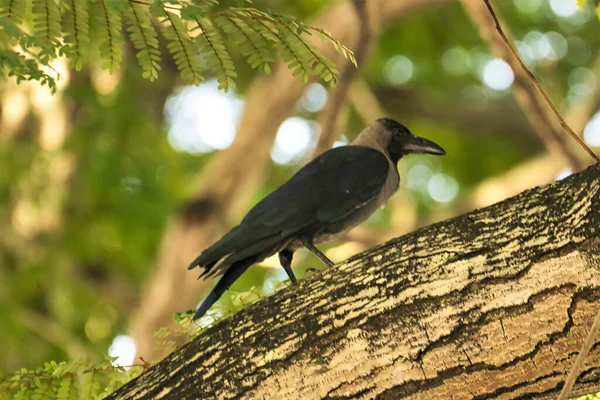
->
1, 0, 599, 372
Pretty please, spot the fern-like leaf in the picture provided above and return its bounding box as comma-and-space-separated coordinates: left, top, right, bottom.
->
274, 17, 339, 84
0, 0, 27, 24
189, 0, 218, 13
0, 15, 22, 46
214, 12, 275, 74
81, 370, 101, 399
0, 48, 57, 91
100, 366, 143, 397
56, 375, 77, 400
0, 358, 145, 400
159, 7, 204, 85
192, 16, 236, 91
93, 0, 124, 72
2, 0, 351, 93
242, 11, 306, 78
268, 23, 314, 81
214, 8, 353, 84
61, 0, 90, 70
125, 1, 160, 81
311, 26, 357, 66
32, 0, 61, 60
12, 386, 29, 400
31, 376, 57, 400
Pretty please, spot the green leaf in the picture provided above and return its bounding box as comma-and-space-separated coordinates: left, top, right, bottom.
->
32, 0, 61, 57
1, 0, 348, 92
125, 2, 161, 81
94, 0, 124, 73
62, 0, 90, 70
0, 0, 27, 24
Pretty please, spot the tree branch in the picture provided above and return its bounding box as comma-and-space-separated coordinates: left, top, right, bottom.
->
111, 163, 600, 399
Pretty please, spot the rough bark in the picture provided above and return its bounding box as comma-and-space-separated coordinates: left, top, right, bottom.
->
111, 162, 600, 399
130, 0, 454, 361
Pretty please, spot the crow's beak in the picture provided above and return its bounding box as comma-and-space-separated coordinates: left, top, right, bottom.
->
404, 135, 446, 155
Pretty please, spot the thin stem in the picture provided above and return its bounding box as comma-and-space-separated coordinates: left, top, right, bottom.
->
483, 0, 599, 163
557, 309, 600, 400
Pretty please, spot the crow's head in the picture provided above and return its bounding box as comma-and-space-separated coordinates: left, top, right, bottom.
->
376, 118, 446, 163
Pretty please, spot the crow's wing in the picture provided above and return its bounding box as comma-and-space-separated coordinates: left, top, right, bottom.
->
188, 145, 389, 275
243, 146, 389, 226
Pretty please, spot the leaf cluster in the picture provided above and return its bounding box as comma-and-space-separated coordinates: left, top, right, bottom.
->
0, 357, 143, 399
0, 0, 355, 92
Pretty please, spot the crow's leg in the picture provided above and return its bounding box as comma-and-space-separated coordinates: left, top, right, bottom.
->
302, 237, 334, 268
278, 250, 297, 284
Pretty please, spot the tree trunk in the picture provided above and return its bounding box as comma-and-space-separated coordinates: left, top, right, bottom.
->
110, 162, 600, 399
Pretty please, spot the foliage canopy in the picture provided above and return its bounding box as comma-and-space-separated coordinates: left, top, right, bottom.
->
0, 0, 355, 92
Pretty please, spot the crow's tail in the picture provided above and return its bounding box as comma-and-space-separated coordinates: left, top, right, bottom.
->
192, 255, 258, 321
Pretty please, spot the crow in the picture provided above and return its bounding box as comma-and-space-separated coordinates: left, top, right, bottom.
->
188, 118, 446, 320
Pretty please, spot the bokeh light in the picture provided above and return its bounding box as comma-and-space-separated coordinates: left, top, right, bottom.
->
482, 59, 514, 91
333, 135, 349, 148
405, 159, 459, 205
545, 32, 568, 60
569, 67, 596, 97
513, 0, 543, 14
406, 163, 433, 190
515, 41, 536, 67
271, 117, 319, 164
427, 173, 459, 203
301, 83, 328, 112
383, 55, 414, 86
549, 0, 578, 18
555, 167, 572, 181
442, 47, 471, 76
584, 111, 600, 147
164, 80, 243, 154
523, 31, 555, 61
108, 335, 137, 368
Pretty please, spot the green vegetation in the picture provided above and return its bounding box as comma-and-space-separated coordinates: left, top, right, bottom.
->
1, 0, 600, 397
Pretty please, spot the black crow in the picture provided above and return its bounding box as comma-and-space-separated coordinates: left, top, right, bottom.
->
188, 118, 446, 320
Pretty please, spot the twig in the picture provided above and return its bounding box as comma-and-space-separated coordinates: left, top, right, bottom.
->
462, 0, 583, 169
482, 0, 599, 164
312, 0, 375, 157
557, 308, 600, 400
